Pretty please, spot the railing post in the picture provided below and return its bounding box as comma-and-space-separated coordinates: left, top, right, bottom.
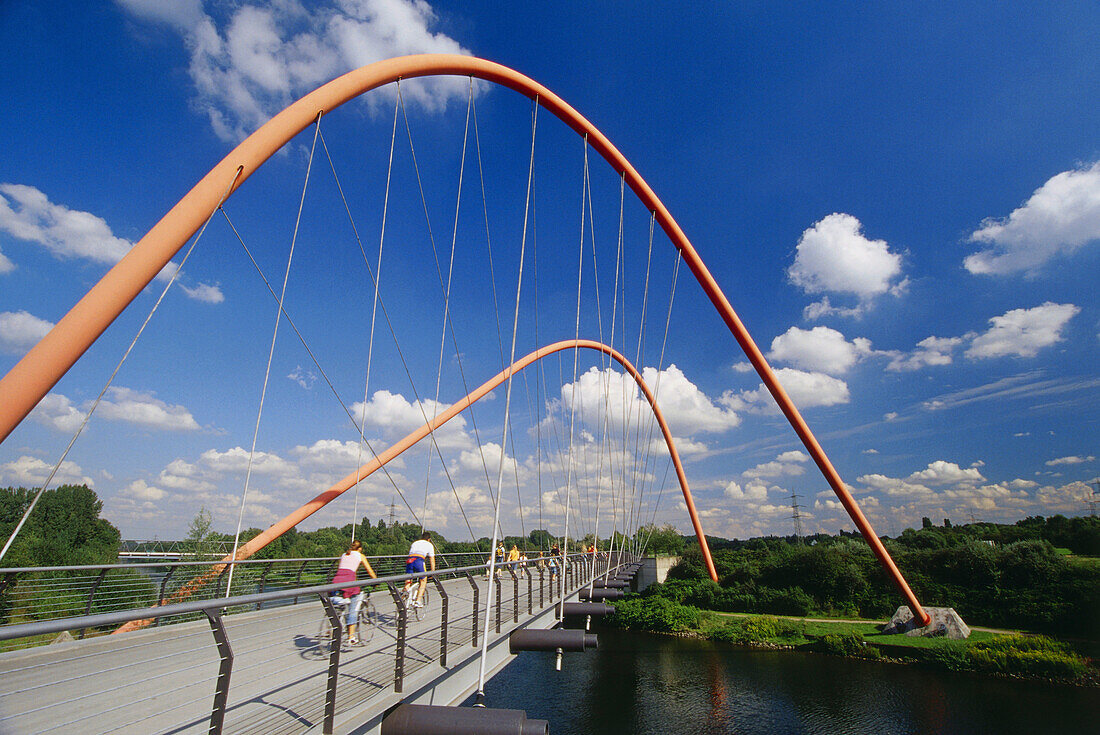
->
387, 583, 406, 693
507, 567, 519, 623
495, 574, 502, 634
292, 560, 308, 604
464, 572, 479, 647
204, 608, 234, 735
539, 566, 544, 609
527, 565, 533, 615
79, 567, 109, 639
214, 562, 231, 598
153, 566, 176, 627
431, 575, 449, 666
257, 561, 274, 611
318, 593, 343, 735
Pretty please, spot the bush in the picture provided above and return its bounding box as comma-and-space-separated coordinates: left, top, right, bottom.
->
816, 632, 865, 657
967, 635, 1087, 680
925, 640, 970, 671
609, 596, 700, 633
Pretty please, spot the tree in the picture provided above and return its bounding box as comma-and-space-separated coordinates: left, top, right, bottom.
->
184, 507, 218, 559
0, 485, 120, 567
922, 517, 934, 529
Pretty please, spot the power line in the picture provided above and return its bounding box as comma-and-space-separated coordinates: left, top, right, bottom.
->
790, 492, 804, 542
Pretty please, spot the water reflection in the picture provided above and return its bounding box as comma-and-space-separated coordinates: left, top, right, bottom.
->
468, 629, 1096, 734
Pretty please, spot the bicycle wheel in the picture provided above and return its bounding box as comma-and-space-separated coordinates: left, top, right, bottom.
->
357, 598, 377, 645
318, 614, 337, 656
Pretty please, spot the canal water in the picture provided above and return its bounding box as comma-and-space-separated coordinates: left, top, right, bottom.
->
466, 629, 1097, 734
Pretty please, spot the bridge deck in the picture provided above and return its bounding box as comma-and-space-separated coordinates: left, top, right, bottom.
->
0, 570, 584, 734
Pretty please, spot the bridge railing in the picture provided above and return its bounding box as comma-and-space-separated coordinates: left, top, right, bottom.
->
0, 552, 635, 735
0, 551, 555, 643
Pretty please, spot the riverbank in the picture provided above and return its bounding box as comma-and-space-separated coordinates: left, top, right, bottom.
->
606, 597, 1098, 686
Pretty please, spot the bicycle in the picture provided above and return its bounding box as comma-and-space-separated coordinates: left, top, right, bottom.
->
318, 593, 376, 654
402, 581, 431, 622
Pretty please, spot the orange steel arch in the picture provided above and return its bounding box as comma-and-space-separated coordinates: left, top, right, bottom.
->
0, 54, 928, 624
114, 339, 714, 633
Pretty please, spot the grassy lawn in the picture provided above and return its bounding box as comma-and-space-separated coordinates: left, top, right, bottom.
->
705, 610, 1010, 650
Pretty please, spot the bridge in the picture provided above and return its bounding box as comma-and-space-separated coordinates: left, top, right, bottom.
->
1, 552, 637, 733
0, 54, 934, 732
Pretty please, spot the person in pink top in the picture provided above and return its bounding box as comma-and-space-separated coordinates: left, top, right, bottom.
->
331, 540, 377, 645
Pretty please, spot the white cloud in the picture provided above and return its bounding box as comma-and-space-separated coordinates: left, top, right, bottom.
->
457, 442, 519, 480
1045, 455, 1095, 466
0, 455, 94, 488
95, 387, 201, 431
200, 446, 296, 476
0, 249, 13, 274
122, 479, 167, 501
118, 0, 479, 142
743, 450, 809, 479
885, 335, 963, 371
0, 310, 54, 354
724, 479, 768, 502
965, 161, 1100, 275
788, 213, 905, 306
965, 302, 1079, 359
30, 393, 88, 433
556, 365, 740, 439
351, 389, 471, 450
0, 183, 223, 301
767, 326, 872, 375
730, 367, 850, 411
906, 460, 985, 486
288, 365, 317, 389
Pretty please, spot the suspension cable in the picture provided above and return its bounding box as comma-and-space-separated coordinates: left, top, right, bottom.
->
475, 96, 538, 703
227, 115, 322, 597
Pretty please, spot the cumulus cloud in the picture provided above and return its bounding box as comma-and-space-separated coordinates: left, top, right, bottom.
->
0, 183, 222, 301
288, 365, 317, 389
0, 310, 54, 354
1045, 455, 1095, 466
556, 365, 740, 439
965, 302, 1079, 359
906, 460, 985, 486
95, 387, 202, 431
29, 389, 198, 433
743, 450, 809, 479
200, 446, 296, 476
965, 161, 1100, 275
0, 455, 94, 488
729, 367, 850, 412
767, 326, 872, 375
724, 479, 768, 502
351, 389, 471, 450
885, 335, 963, 371
787, 213, 906, 315
117, 0, 479, 142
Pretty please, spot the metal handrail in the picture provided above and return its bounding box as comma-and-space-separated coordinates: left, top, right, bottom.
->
0, 553, 605, 642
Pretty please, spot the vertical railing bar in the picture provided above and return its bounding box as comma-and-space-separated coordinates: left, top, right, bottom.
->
318, 593, 343, 735
79, 568, 109, 639
431, 575, 448, 666
495, 575, 501, 634
507, 566, 519, 623
386, 582, 406, 693
464, 572, 479, 647
257, 561, 274, 611
292, 560, 308, 604
204, 608, 234, 735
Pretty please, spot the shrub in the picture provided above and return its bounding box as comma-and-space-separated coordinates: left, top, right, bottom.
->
926, 640, 970, 671
968, 635, 1087, 680
608, 596, 699, 633
816, 632, 865, 657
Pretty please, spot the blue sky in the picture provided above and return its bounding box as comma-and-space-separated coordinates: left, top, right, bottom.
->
1, 1, 1098, 544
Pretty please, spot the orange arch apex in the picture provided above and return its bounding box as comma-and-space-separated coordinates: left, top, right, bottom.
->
229, 338, 718, 579
0, 54, 927, 625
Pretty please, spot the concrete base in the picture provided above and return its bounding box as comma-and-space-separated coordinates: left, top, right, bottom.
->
882, 606, 971, 639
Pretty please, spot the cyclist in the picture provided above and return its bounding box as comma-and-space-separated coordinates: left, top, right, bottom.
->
404, 531, 436, 607
332, 540, 377, 645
